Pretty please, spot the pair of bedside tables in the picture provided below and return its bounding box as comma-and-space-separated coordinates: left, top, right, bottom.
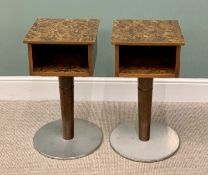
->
23, 18, 185, 162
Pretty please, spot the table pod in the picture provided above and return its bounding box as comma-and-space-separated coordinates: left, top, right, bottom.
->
23, 18, 103, 159
110, 20, 185, 162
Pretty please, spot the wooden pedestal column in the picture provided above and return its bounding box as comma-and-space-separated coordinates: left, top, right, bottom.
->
59, 77, 74, 140
138, 78, 153, 141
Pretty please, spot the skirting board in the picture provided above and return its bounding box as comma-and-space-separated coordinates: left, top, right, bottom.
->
0, 77, 208, 102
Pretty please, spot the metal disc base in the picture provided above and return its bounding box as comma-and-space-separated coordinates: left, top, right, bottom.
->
110, 121, 179, 162
33, 119, 103, 160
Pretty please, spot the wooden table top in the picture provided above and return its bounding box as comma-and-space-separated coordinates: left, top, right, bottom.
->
112, 20, 185, 46
23, 18, 99, 44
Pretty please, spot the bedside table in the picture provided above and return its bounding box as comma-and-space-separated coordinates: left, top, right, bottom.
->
110, 19, 185, 162
23, 18, 102, 159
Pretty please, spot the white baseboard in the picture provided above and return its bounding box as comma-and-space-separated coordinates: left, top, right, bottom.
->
0, 77, 208, 102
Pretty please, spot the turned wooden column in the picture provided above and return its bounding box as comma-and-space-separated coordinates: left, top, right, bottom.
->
138, 78, 153, 141
59, 77, 74, 140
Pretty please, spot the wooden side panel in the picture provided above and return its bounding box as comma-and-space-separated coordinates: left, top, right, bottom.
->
115, 45, 119, 76
175, 46, 181, 77
88, 38, 97, 76
88, 45, 93, 76
27, 44, 33, 75
92, 39, 97, 74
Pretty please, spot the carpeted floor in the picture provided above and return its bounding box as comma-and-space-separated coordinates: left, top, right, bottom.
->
0, 101, 208, 175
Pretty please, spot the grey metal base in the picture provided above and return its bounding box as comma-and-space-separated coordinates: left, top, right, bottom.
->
33, 119, 103, 160
110, 121, 179, 162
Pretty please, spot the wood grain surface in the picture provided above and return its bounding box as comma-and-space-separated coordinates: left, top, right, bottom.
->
112, 20, 185, 46
23, 18, 99, 44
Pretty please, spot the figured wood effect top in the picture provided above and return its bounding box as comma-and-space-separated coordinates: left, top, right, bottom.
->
112, 20, 185, 46
23, 18, 99, 44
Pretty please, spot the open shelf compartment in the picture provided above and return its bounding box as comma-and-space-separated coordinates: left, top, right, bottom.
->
117, 45, 179, 78
29, 44, 92, 76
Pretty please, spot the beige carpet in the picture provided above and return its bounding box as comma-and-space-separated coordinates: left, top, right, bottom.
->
0, 101, 208, 175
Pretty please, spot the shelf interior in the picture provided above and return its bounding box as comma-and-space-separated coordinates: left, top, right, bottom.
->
119, 46, 176, 75
32, 44, 89, 74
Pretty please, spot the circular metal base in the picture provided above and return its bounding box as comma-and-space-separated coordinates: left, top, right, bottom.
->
110, 121, 179, 162
33, 119, 103, 160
